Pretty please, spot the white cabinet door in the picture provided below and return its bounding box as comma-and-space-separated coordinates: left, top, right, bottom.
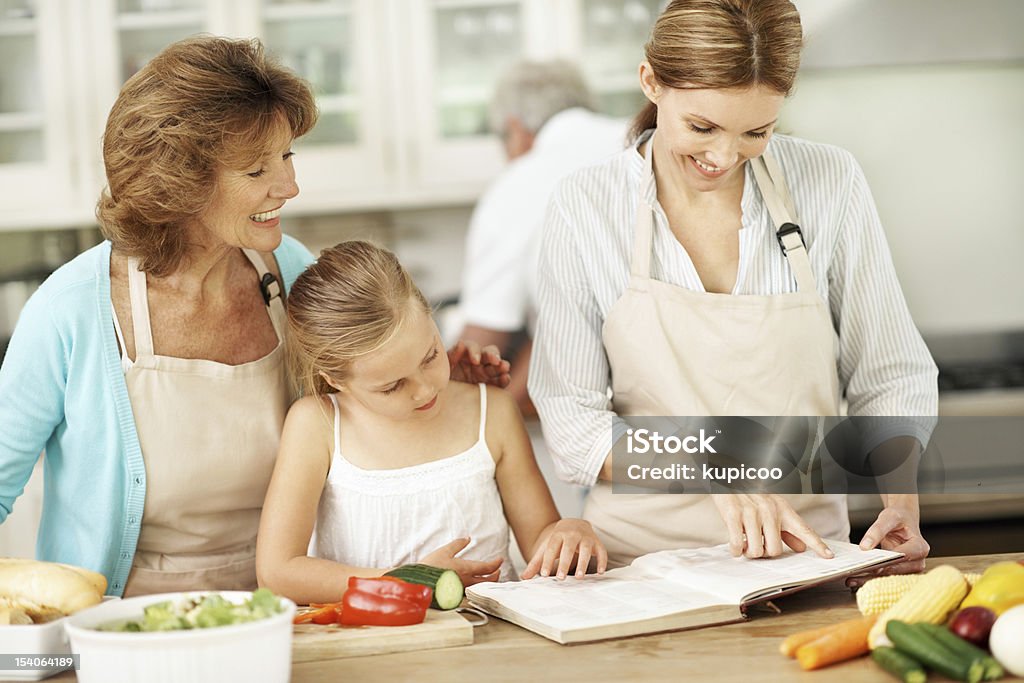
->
400, 0, 557, 202
250, 0, 393, 213
0, 0, 77, 228
80, 0, 227, 218
569, 0, 664, 117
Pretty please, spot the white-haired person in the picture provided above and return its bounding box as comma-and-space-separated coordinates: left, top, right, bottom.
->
458, 60, 628, 417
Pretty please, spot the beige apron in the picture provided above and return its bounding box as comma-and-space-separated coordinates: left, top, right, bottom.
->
119, 249, 289, 597
588, 135, 849, 567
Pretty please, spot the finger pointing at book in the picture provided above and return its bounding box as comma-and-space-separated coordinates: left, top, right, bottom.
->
712, 495, 835, 560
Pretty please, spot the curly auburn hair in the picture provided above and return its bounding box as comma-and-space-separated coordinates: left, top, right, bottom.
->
97, 35, 318, 276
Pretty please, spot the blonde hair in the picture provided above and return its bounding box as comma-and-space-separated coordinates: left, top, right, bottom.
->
629, 0, 803, 141
97, 35, 318, 277
286, 241, 431, 398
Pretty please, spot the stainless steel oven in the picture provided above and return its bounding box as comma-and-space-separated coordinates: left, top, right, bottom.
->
850, 330, 1024, 527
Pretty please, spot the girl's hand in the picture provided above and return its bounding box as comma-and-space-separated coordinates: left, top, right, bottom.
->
522, 519, 608, 580
711, 494, 835, 560
421, 537, 503, 586
448, 340, 511, 388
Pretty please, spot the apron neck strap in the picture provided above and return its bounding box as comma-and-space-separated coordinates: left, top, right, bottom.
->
631, 136, 818, 294
242, 248, 286, 342
629, 134, 657, 281
126, 257, 154, 357
750, 152, 818, 294
126, 250, 287, 357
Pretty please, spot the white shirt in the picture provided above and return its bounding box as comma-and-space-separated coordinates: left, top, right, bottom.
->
311, 385, 515, 580
528, 132, 939, 487
460, 107, 628, 335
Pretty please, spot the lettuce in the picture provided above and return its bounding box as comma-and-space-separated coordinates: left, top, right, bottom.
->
101, 590, 284, 632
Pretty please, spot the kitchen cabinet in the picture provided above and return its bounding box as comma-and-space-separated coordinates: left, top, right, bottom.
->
1, 0, 661, 229
561, 0, 664, 117
0, 0, 80, 228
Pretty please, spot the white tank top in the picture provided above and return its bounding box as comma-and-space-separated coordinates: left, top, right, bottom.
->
311, 384, 515, 580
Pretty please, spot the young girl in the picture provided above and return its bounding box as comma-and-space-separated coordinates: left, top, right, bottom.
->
256, 241, 607, 605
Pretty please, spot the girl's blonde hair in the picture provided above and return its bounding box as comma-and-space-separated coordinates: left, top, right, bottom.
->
286, 241, 431, 397
98, 35, 318, 277
629, 0, 803, 141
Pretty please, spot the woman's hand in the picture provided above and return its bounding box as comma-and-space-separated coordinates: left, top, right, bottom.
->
421, 537, 503, 587
846, 501, 929, 588
711, 494, 835, 559
522, 519, 608, 580
448, 340, 511, 387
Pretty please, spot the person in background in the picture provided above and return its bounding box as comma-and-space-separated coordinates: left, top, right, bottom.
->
0, 36, 508, 598
458, 60, 627, 417
256, 241, 607, 605
529, 0, 937, 573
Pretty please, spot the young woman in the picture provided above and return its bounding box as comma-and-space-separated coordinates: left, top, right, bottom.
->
529, 0, 936, 575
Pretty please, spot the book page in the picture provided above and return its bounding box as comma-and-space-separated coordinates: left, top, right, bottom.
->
466, 566, 727, 633
630, 539, 901, 605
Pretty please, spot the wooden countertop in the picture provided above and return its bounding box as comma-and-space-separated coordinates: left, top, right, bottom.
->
292, 553, 1023, 683
45, 553, 1022, 683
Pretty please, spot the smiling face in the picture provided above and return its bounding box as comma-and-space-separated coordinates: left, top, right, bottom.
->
639, 65, 785, 194
333, 300, 451, 421
192, 119, 299, 253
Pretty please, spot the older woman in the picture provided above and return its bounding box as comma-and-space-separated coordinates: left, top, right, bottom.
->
0, 36, 507, 597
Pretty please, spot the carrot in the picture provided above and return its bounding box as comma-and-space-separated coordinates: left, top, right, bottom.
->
780, 623, 843, 657
795, 615, 878, 671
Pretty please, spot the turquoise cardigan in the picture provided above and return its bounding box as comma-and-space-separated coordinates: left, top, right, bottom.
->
0, 236, 314, 595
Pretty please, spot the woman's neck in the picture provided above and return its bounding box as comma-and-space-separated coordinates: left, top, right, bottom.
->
151, 234, 245, 302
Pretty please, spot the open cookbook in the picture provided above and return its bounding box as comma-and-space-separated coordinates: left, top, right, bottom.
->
466, 539, 903, 644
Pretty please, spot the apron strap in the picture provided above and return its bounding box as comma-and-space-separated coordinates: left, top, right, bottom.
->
242, 249, 287, 342
750, 153, 817, 294
762, 152, 799, 221
126, 257, 155, 357
629, 135, 657, 282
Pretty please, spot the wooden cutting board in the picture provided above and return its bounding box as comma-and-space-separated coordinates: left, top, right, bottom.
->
291, 609, 474, 661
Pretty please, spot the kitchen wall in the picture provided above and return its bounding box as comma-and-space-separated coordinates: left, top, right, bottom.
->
781, 63, 1024, 335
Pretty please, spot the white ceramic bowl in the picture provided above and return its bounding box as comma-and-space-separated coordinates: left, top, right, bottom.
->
63, 591, 296, 683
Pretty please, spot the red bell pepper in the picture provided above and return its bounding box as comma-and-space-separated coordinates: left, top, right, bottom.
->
339, 591, 427, 627
347, 576, 433, 610
293, 576, 431, 627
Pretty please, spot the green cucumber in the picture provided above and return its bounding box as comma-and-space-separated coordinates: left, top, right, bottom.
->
384, 564, 464, 610
871, 646, 928, 683
917, 624, 1004, 681
887, 620, 984, 683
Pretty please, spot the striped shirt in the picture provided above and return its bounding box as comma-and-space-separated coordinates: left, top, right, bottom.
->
528, 132, 939, 487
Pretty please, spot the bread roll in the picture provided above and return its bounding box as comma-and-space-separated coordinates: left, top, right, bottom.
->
0, 558, 106, 619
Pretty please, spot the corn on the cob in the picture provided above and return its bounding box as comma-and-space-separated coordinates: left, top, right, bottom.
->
857, 572, 982, 616
867, 565, 969, 649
